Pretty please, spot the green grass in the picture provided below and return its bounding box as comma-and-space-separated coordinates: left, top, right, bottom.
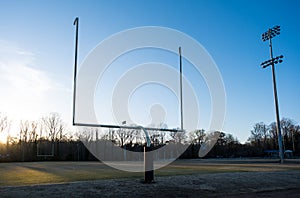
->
0, 162, 142, 186
1, 160, 300, 187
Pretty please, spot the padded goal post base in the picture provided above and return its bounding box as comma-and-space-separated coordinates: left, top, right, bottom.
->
143, 146, 154, 183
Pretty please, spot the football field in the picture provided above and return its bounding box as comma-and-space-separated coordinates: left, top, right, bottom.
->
1, 159, 300, 197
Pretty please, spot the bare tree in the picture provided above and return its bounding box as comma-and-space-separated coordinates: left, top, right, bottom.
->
267, 122, 278, 149
280, 118, 299, 151
77, 127, 101, 142
290, 124, 300, 152
0, 113, 10, 146
217, 132, 226, 145
19, 120, 38, 143
249, 122, 268, 146
29, 121, 38, 142
0, 113, 8, 134
20, 120, 29, 143
189, 129, 206, 144
100, 128, 114, 141
150, 123, 168, 145
170, 128, 186, 144
114, 128, 134, 147
41, 113, 65, 141
248, 119, 300, 151
224, 133, 237, 144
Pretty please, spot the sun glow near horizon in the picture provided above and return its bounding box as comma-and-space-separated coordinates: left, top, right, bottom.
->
0, 41, 72, 141
0, 132, 8, 144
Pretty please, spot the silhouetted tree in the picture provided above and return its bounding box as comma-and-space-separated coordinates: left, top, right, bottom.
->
189, 129, 206, 145
268, 122, 278, 149
41, 112, 65, 141
170, 130, 186, 144
0, 113, 8, 134
114, 128, 134, 147
248, 122, 268, 147
247, 118, 300, 156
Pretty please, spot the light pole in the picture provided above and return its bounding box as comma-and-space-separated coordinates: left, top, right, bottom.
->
179, 47, 183, 131
261, 25, 284, 163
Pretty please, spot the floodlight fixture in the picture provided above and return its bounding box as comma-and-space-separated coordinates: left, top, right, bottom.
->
261, 25, 281, 42
261, 55, 284, 68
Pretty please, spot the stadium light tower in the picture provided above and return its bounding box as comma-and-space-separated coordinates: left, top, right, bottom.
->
261, 25, 284, 163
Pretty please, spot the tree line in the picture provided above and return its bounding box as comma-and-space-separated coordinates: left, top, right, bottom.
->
247, 118, 300, 156
0, 112, 299, 162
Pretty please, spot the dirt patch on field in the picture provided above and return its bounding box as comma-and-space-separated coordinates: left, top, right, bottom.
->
1, 170, 300, 197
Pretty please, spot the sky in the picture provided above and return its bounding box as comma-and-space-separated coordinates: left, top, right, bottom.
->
0, 0, 299, 143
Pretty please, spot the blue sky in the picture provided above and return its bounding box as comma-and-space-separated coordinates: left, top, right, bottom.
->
0, 0, 299, 143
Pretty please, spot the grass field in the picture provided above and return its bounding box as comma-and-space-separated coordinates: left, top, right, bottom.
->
1, 159, 300, 187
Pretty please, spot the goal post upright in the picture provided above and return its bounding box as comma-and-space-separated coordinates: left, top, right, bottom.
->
73, 17, 79, 126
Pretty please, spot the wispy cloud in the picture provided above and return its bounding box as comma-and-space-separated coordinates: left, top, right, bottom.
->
0, 40, 69, 122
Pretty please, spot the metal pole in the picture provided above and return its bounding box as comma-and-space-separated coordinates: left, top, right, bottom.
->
72, 17, 79, 125
144, 146, 154, 183
268, 29, 284, 163
141, 127, 154, 183
179, 47, 183, 130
